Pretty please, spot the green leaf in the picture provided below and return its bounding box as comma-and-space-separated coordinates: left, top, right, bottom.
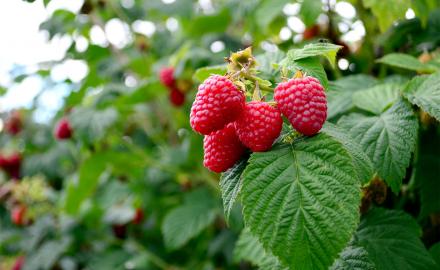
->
287, 43, 343, 68
327, 75, 378, 119
338, 99, 418, 193
186, 9, 231, 36
377, 53, 437, 73
414, 128, 440, 217
220, 159, 247, 222
430, 242, 440, 267
255, 0, 290, 30
234, 228, 287, 270
241, 133, 361, 270
23, 238, 70, 270
299, 0, 322, 27
352, 83, 401, 114
353, 208, 438, 270
330, 245, 376, 270
287, 57, 329, 89
362, 0, 411, 32
411, 0, 438, 27
193, 65, 227, 82
70, 107, 118, 143
404, 73, 440, 121
322, 123, 374, 185
162, 189, 218, 250
64, 151, 144, 215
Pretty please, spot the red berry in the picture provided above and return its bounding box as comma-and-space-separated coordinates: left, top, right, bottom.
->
169, 87, 185, 107
11, 205, 26, 226
54, 118, 72, 140
234, 101, 282, 152
303, 25, 320, 40
0, 152, 21, 179
112, 224, 127, 239
159, 67, 175, 88
132, 208, 144, 225
12, 256, 25, 270
274, 76, 327, 136
190, 75, 245, 135
5, 111, 22, 136
203, 123, 246, 173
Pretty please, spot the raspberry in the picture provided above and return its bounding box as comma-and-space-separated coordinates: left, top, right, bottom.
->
203, 123, 246, 173
0, 152, 21, 179
132, 208, 144, 225
159, 67, 175, 88
54, 118, 73, 140
12, 256, 25, 270
11, 205, 26, 226
5, 111, 22, 136
190, 75, 245, 135
169, 87, 185, 107
234, 101, 282, 152
274, 76, 327, 136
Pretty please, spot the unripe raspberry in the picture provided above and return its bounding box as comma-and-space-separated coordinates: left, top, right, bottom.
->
274, 76, 327, 136
234, 101, 282, 152
159, 67, 175, 88
169, 87, 185, 107
54, 118, 73, 140
203, 123, 246, 173
190, 75, 245, 135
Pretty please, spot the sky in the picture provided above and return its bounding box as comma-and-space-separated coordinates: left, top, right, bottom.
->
0, 0, 83, 122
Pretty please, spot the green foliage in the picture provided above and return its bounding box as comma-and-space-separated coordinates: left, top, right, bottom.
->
162, 189, 219, 250
353, 208, 438, 270
241, 134, 361, 270
4, 1, 440, 269
377, 53, 438, 73
338, 99, 418, 193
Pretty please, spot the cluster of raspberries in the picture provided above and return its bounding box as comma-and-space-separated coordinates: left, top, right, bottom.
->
190, 74, 327, 173
159, 67, 185, 107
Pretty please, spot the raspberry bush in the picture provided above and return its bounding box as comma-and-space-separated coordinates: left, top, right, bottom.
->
1, 1, 440, 270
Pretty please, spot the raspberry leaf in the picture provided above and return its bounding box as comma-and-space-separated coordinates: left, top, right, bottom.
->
234, 228, 287, 270
286, 43, 343, 68
193, 65, 227, 82
404, 73, 440, 121
352, 208, 438, 270
220, 159, 247, 222
338, 99, 418, 193
162, 189, 218, 250
362, 0, 411, 32
377, 53, 437, 73
330, 245, 376, 270
322, 123, 374, 185
352, 83, 401, 115
241, 133, 361, 270
327, 75, 378, 119
286, 56, 329, 89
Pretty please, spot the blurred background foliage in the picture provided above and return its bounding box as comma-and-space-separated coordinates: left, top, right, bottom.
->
0, 0, 440, 269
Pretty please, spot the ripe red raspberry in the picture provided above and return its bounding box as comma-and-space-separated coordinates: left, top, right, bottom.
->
203, 123, 246, 173
169, 87, 185, 107
274, 76, 327, 136
54, 117, 73, 140
5, 111, 22, 136
159, 67, 175, 88
132, 208, 144, 225
190, 75, 245, 135
11, 205, 26, 226
0, 152, 21, 179
12, 256, 25, 270
234, 101, 282, 152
